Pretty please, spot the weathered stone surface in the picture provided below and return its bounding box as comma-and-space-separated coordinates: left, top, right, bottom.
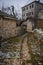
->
0, 18, 16, 39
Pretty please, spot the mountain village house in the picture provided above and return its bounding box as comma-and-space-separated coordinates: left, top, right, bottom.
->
22, 0, 43, 32
0, 10, 17, 39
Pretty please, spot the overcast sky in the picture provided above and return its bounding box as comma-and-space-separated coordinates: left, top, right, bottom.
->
0, 0, 43, 17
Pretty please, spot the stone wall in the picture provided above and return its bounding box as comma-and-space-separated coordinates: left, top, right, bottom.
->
0, 17, 16, 39
37, 19, 43, 29
27, 20, 32, 32
21, 19, 32, 32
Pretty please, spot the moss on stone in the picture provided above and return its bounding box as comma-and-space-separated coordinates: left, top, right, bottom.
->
8, 37, 19, 43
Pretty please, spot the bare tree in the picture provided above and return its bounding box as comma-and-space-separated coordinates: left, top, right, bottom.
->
11, 5, 16, 16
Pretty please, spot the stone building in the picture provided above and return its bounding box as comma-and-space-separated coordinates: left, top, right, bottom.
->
22, 0, 43, 32
22, 0, 43, 20
0, 10, 17, 39
22, 0, 43, 31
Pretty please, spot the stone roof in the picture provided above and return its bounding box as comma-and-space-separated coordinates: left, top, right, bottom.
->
0, 10, 17, 20
22, 1, 43, 8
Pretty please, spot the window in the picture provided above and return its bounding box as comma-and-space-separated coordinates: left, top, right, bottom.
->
26, 13, 28, 16
32, 4, 34, 8
22, 7, 25, 11
32, 12, 33, 15
30, 4, 34, 9
23, 14, 25, 17
26, 6, 28, 10
26, 12, 32, 17
30, 5, 31, 9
